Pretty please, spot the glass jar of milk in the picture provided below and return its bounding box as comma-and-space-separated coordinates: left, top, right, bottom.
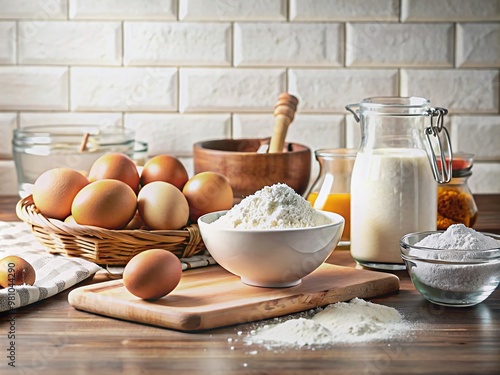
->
346, 97, 452, 270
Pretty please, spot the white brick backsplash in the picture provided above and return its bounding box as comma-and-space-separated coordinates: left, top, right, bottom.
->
345, 115, 361, 149
291, 0, 399, 21
456, 23, 500, 68
401, 0, 500, 22
346, 23, 453, 67
0, 112, 16, 158
232, 114, 274, 139
1, 2, 500, 195
234, 23, 343, 67
178, 156, 194, 178
180, 0, 286, 21
468, 162, 500, 194
179, 68, 286, 112
125, 22, 231, 66
401, 69, 499, 113
0, 0, 67, 19
289, 69, 398, 113
0, 67, 68, 110
124, 114, 231, 156
0, 22, 15, 64
0, 160, 17, 195
69, 0, 176, 20
71, 67, 177, 112
19, 21, 121, 65
20, 112, 122, 128
233, 114, 345, 149
450, 116, 500, 160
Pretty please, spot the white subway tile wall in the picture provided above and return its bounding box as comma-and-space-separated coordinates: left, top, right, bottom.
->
345, 23, 454, 67
289, 69, 399, 112
0, 67, 69, 110
0, 0, 499, 194
19, 21, 122, 65
0, 112, 16, 158
70, 67, 178, 111
124, 22, 232, 66
69, 0, 177, 20
0, 22, 15, 64
234, 23, 344, 67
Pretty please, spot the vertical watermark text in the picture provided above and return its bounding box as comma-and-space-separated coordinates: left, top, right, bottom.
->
6, 261, 17, 368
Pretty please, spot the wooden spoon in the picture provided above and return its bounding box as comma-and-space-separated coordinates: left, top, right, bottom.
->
268, 93, 299, 153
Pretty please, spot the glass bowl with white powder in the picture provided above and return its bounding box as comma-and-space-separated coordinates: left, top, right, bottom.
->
400, 224, 500, 307
198, 184, 345, 288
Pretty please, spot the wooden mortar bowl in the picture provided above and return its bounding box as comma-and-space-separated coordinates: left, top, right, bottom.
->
193, 139, 311, 203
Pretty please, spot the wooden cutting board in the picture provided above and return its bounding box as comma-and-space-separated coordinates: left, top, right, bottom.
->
68, 263, 400, 332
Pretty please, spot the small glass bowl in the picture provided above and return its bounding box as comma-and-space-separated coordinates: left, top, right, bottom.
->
400, 231, 500, 307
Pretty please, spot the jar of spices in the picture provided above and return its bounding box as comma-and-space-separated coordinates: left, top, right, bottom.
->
437, 153, 478, 230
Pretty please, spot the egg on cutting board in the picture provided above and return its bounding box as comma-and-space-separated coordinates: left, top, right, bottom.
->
123, 249, 182, 300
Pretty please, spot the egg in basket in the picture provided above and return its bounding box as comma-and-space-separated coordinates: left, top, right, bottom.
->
16, 153, 233, 266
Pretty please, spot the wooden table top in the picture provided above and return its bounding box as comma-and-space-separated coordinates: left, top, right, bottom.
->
1, 194, 499, 374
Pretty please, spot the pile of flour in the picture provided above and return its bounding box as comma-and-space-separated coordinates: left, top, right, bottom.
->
416, 224, 499, 253
411, 224, 500, 292
247, 298, 409, 347
212, 183, 330, 229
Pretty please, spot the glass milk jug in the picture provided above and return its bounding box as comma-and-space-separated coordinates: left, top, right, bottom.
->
346, 97, 452, 270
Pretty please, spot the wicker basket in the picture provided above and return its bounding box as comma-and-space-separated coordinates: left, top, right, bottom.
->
16, 195, 206, 266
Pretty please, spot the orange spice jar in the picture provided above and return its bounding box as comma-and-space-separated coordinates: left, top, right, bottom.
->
437, 153, 478, 230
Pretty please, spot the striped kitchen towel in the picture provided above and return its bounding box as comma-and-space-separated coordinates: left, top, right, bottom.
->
0, 221, 216, 312
0, 221, 101, 312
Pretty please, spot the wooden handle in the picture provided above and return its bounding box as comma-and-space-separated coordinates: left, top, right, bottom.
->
268, 93, 299, 153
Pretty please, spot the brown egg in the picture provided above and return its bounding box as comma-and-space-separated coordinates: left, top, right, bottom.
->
0, 256, 36, 287
137, 181, 189, 230
88, 153, 140, 193
123, 249, 182, 300
71, 179, 137, 230
32, 168, 89, 220
124, 210, 145, 230
64, 215, 78, 224
182, 172, 233, 222
140, 154, 189, 190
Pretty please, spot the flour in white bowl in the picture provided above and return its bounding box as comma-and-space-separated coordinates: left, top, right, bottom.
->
411, 224, 500, 293
212, 183, 330, 229
247, 298, 409, 347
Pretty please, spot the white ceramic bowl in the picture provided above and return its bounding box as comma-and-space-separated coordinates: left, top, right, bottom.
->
198, 210, 344, 288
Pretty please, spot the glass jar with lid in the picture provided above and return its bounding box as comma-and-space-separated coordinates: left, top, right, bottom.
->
12, 125, 146, 198
346, 97, 452, 270
437, 152, 478, 230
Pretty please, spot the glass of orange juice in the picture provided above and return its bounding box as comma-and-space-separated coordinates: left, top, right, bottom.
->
307, 148, 357, 246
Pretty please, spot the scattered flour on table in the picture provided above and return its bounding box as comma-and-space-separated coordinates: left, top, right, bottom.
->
246, 298, 409, 347
411, 224, 500, 292
211, 183, 330, 229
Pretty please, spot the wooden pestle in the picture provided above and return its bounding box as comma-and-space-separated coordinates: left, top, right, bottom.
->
268, 93, 299, 153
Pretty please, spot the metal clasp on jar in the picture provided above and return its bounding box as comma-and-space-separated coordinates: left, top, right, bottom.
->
424, 107, 452, 184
